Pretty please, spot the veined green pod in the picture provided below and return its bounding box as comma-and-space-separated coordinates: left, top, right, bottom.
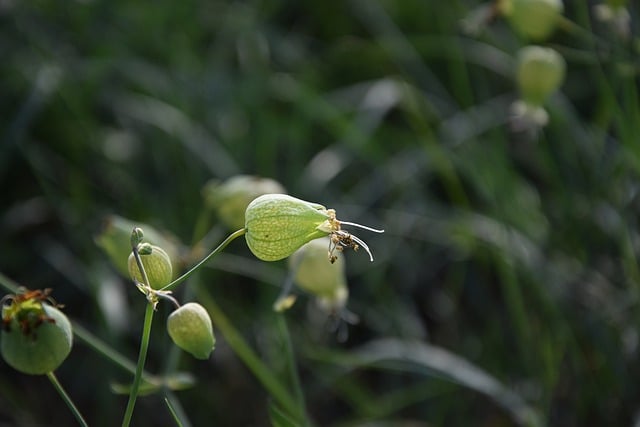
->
244, 194, 384, 262
128, 244, 173, 289
516, 45, 566, 107
1, 289, 72, 375
245, 194, 332, 261
290, 238, 347, 298
498, 0, 563, 41
202, 175, 286, 231
167, 303, 215, 360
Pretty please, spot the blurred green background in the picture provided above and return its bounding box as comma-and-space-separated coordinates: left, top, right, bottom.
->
1, 0, 639, 426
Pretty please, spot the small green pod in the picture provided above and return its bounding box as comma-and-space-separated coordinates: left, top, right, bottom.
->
516, 45, 566, 107
498, 0, 563, 41
290, 238, 347, 298
167, 303, 215, 360
1, 303, 73, 375
203, 175, 286, 231
95, 215, 182, 276
245, 194, 332, 261
128, 245, 173, 289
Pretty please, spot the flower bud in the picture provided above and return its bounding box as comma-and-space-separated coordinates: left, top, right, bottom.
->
95, 215, 182, 276
202, 175, 286, 231
128, 245, 173, 289
498, 0, 563, 41
516, 45, 566, 107
245, 194, 384, 262
167, 303, 215, 360
290, 238, 347, 299
1, 289, 72, 375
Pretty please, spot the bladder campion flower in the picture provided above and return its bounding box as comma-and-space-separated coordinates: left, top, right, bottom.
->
244, 194, 384, 262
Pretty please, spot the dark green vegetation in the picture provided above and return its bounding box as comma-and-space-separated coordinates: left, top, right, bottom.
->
1, 1, 638, 426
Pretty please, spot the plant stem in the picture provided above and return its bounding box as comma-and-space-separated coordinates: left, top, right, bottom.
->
161, 228, 246, 292
276, 314, 308, 425
121, 302, 154, 427
195, 287, 301, 420
46, 371, 89, 427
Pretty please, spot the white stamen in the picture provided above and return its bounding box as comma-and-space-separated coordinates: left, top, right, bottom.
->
349, 234, 375, 262
339, 221, 385, 233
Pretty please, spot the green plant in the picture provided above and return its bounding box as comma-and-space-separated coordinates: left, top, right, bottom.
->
1, 192, 383, 426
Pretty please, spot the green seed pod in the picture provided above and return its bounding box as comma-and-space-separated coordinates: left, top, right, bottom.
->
245, 194, 332, 261
203, 175, 287, 231
290, 238, 347, 298
316, 284, 349, 315
128, 245, 173, 289
95, 215, 182, 276
245, 194, 384, 262
498, 0, 563, 41
1, 290, 72, 375
167, 303, 215, 360
516, 45, 566, 107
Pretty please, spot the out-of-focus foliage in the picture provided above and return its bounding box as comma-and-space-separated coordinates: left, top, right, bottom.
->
1, 0, 639, 426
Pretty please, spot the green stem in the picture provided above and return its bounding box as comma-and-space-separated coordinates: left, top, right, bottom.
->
165, 397, 185, 427
0, 271, 19, 293
46, 371, 89, 427
276, 314, 308, 425
161, 228, 246, 292
195, 288, 301, 420
121, 302, 155, 427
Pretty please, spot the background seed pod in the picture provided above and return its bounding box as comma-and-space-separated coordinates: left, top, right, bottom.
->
516, 45, 566, 107
95, 215, 183, 277
1, 304, 73, 375
290, 238, 347, 298
499, 0, 563, 41
127, 245, 173, 289
202, 175, 287, 231
167, 303, 215, 360
244, 194, 331, 261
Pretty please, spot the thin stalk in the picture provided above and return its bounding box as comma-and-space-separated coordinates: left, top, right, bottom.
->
0, 271, 19, 293
161, 228, 246, 292
165, 397, 185, 427
121, 302, 154, 427
194, 288, 301, 420
275, 314, 308, 425
46, 371, 89, 427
